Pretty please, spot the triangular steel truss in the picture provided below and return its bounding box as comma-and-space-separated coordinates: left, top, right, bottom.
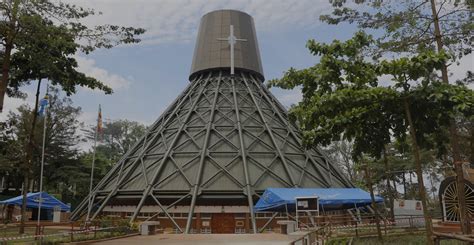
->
71, 71, 353, 233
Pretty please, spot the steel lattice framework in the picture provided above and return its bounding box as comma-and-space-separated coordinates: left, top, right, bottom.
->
71, 71, 353, 233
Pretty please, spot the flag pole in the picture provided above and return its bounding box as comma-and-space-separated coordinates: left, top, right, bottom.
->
86, 104, 101, 223
37, 84, 49, 235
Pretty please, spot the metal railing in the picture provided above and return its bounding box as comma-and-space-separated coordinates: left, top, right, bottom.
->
433, 231, 474, 244
0, 221, 136, 244
290, 224, 330, 245
289, 214, 430, 244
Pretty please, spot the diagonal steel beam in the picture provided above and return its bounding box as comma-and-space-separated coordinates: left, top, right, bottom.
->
244, 128, 276, 151
250, 155, 294, 187
241, 73, 297, 187
150, 194, 183, 233
130, 73, 213, 225
231, 77, 258, 233
208, 127, 240, 150
89, 75, 205, 222
284, 155, 328, 187
111, 75, 202, 189
145, 193, 191, 222
200, 155, 245, 188
298, 158, 310, 186
249, 74, 333, 187
258, 212, 279, 233
154, 155, 199, 187
185, 72, 222, 234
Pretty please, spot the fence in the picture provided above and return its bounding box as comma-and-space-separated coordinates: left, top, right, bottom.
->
289, 224, 330, 245
0, 221, 135, 244
289, 214, 429, 245
433, 231, 474, 244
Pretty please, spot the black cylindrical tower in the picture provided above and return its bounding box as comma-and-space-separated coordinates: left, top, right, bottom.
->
189, 10, 264, 81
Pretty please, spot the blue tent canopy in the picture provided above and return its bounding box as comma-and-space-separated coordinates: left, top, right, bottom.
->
0, 192, 70, 212
254, 188, 383, 212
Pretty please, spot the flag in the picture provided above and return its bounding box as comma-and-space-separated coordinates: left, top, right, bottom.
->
38, 95, 49, 117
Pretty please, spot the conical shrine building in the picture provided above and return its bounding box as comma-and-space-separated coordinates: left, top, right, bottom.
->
71, 9, 353, 234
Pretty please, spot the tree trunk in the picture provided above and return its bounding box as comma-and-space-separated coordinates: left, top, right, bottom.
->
19, 79, 42, 234
364, 162, 383, 243
404, 98, 434, 245
383, 147, 395, 220
402, 173, 407, 199
0, 0, 20, 113
392, 179, 398, 199
442, 155, 452, 178
429, 0, 471, 234
0, 42, 13, 113
18, 175, 28, 234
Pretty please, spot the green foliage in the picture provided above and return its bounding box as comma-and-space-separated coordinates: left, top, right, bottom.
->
9, 14, 113, 96
326, 140, 360, 182
0, 0, 146, 110
270, 32, 474, 161
321, 0, 473, 60
0, 0, 146, 54
0, 88, 148, 207
0, 88, 85, 194
84, 119, 146, 163
75, 119, 146, 204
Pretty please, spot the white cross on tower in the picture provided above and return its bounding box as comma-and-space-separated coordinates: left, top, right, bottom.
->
217, 25, 247, 75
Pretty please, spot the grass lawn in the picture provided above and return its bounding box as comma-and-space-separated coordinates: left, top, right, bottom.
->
328, 234, 465, 245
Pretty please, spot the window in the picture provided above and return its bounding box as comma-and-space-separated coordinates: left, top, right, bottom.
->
235, 227, 246, 234
202, 220, 210, 227
201, 227, 212, 234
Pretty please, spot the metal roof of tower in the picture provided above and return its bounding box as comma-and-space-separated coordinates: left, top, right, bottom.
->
189, 10, 264, 81
71, 9, 353, 234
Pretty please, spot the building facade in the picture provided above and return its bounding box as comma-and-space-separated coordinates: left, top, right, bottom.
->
71, 9, 353, 234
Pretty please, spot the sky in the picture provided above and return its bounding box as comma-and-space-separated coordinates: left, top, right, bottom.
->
1, 0, 473, 133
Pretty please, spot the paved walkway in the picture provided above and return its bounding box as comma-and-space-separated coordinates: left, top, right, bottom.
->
95, 233, 294, 245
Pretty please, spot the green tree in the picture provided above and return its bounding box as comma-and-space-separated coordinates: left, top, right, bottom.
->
85, 119, 147, 163
270, 32, 473, 244
0, 88, 84, 185
39, 89, 85, 195
0, 0, 145, 112
0, 116, 24, 193
78, 119, 146, 204
0, 0, 144, 233
320, 0, 472, 59
321, 0, 473, 234
326, 140, 359, 183
6, 15, 117, 232
0, 88, 104, 222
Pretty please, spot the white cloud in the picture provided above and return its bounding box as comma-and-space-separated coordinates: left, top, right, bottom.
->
275, 89, 302, 108
449, 54, 473, 86
75, 55, 131, 90
0, 89, 39, 121
62, 0, 331, 45
0, 96, 25, 121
